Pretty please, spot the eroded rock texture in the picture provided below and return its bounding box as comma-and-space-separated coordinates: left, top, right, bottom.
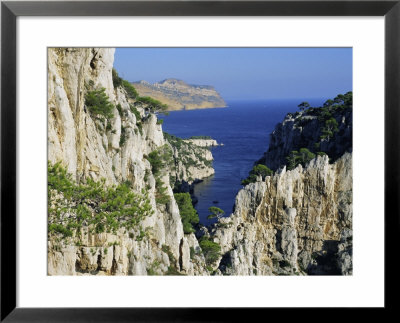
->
212, 153, 352, 275
47, 48, 208, 275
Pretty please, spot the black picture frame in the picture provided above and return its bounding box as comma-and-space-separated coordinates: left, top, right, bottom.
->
1, 0, 399, 321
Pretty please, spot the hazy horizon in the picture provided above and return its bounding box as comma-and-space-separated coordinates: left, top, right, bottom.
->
114, 47, 352, 101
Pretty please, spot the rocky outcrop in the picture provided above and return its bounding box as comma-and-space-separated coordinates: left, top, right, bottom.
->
260, 104, 352, 170
47, 48, 208, 275
132, 78, 227, 111
183, 139, 219, 147
47, 47, 352, 277
212, 153, 352, 275
164, 133, 215, 189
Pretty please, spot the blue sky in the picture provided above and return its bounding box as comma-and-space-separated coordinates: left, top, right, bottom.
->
114, 48, 352, 101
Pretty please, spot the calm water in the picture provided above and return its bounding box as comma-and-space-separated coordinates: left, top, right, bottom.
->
161, 99, 324, 225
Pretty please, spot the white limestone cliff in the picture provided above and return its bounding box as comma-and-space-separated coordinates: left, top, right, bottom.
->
212, 153, 352, 275
47, 47, 352, 277
47, 48, 208, 276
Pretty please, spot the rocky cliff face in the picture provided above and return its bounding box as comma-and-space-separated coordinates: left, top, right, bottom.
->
211, 151, 352, 275
48, 47, 352, 276
165, 133, 215, 188
132, 78, 227, 111
47, 48, 208, 275
184, 138, 219, 147
208, 97, 353, 275
260, 102, 352, 170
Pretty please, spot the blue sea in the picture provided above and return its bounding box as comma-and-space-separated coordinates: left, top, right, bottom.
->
161, 99, 324, 225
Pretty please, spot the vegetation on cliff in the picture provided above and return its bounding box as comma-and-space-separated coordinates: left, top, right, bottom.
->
207, 206, 225, 220
199, 237, 221, 267
174, 192, 199, 234
135, 96, 168, 113
146, 145, 173, 205
163, 132, 214, 192
187, 135, 212, 140
286, 148, 316, 170
241, 164, 273, 185
85, 88, 114, 121
255, 91, 352, 174
113, 68, 168, 113
112, 68, 139, 99
165, 132, 213, 169
48, 162, 153, 240
284, 91, 352, 169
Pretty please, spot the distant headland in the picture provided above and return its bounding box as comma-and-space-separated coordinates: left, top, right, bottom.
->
132, 78, 227, 111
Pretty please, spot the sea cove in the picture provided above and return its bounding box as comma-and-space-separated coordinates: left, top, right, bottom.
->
161, 98, 325, 225
47, 47, 352, 276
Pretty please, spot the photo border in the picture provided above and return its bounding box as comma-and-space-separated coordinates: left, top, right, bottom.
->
1, 0, 399, 321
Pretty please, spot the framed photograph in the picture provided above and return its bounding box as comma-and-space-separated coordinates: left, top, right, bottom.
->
1, 0, 398, 321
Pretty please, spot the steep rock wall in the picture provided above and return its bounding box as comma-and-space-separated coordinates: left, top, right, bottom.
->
47, 48, 207, 275
212, 153, 352, 275
169, 140, 214, 186
47, 48, 352, 277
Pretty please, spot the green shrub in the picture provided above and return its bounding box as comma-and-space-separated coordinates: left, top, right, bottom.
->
206, 265, 214, 272
320, 117, 339, 141
241, 164, 273, 185
147, 145, 173, 205
155, 177, 170, 205
106, 120, 112, 131
161, 244, 185, 275
112, 68, 138, 99
187, 135, 212, 140
147, 260, 161, 276
164, 132, 183, 149
136, 229, 146, 241
116, 104, 122, 116
137, 123, 143, 136
112, 68, 123, 88
130, 104, 141, 121
119, 126, 126, 146
136, 96, 168, 112
85, 88, 114, 120
286, 148, 316, 170
147, 151, 163, 175
199, 237, 221, 265
95, 222, 105, 233
298, 101, 310, 111
48, 223, 73, 238
207, 206, 225, 220
122, 80, 138, 99
174, 193, 199, 234
147, 146, 172, 175
48, 162, 153, 238
156, 119, 164, 125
